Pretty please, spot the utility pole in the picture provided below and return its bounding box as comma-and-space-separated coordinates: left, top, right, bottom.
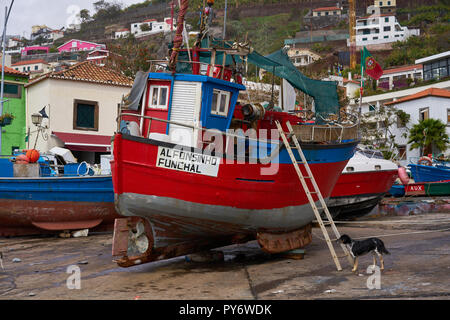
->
1, 1, 15, 155
223, 0, 228, 40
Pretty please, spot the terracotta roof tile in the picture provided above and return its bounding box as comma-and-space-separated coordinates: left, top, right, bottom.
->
26, 61, 133, 88
384, 88, 450, 105
382, 64, 422, 75
313, 7, 341, 12
12, 59, 48, 66
0, 65, 29, 77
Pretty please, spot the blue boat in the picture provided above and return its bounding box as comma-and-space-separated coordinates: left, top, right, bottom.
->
388, 184, 406, 197
408, 163, 450, 183
0, 152, 118, 237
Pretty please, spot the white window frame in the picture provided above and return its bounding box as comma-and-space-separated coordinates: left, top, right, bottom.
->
211, 89, 231, 117
149, 85, 169, 110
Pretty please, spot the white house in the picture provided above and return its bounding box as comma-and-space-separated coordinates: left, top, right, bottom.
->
115, 28, 130, 39
322, 74, 361, 99
384, 88, 450, 164
416, 51, 450, 82
287, 48, 321, 67
130, 17, 173, 38
312, 7, 342, 17
352, 14, 419, 47
25, 61, 133, 164
11, 59, 52, 78
377, 64, 423, 90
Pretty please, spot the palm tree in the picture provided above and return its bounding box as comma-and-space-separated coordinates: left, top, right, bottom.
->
408, 118, 449, 156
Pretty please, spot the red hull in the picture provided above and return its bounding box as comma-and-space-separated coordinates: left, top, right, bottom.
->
331, 170, 398, 198
112, 134, 348, 211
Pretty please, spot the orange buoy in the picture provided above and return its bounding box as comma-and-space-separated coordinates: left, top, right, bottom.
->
16, 154, 30, 164
26, 149, 40, 163
398, 166, 409, 185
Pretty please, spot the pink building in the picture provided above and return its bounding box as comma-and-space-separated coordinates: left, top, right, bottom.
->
21, 46, 50, 56
58, 39, 106, 53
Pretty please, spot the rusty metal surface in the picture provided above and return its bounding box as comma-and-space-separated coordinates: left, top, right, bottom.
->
32, 219, 103, 231
0, 199, 119, 237
257, 224, 313, 254
112, 217, 256, 268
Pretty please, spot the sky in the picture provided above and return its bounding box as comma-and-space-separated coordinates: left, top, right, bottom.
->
3, 0, 144, 38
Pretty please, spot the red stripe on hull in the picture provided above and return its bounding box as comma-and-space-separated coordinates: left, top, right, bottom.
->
112, 134, 349, 210
331, 170, 398, 198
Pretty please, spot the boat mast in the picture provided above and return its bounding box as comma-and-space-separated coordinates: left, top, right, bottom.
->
168, 0, 189, 72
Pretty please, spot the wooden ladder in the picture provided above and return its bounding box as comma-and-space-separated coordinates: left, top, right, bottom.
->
275, 120, 354, 271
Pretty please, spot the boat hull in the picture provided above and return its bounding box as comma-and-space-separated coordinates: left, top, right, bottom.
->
409, 164, 450, 183
328, 170, 398, 219
0, 176, 119, 236
111, 133, 357, 264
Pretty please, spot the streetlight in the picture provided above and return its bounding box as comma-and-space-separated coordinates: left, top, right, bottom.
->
31, 113, 43, 127
31, 111, 48, 149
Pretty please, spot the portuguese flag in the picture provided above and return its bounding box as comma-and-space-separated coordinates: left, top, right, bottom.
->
362, 47, 383, 81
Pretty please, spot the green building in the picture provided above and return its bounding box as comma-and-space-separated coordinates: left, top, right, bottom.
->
0, 66, 29, 155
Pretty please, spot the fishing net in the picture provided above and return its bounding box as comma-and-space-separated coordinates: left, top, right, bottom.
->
175, 39, 340, 123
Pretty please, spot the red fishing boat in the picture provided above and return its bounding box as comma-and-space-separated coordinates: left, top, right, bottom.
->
327, 148, 398, 219
110, 0, 359, 267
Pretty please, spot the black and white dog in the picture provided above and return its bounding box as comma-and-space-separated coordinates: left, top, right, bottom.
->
338, 234, 390, 272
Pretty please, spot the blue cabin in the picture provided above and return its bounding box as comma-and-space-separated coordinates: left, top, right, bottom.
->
125, 72, 245, 147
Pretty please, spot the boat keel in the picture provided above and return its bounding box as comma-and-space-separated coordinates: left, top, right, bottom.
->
257, 224, 312, 254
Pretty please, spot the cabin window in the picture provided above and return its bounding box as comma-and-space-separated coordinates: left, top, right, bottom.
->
149, 85, 169, 110
346, 167, 355, 172
211, 89, 231, 117
73, 99, 99, 131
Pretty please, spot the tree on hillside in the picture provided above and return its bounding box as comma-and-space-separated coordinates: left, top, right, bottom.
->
93, 0, 123, 20
79, 9, 91, 23
408, 118, 449, 156
106, 35, 159, 78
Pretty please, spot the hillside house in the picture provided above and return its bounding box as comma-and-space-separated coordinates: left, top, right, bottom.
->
352, 14, 419, 48
377, 64, 423, 90
130, 17, 173, 38
0, 66, 29, 155
287, 48, 321, 67
385, 88, 450, 164
416, 51, 450, 82
58, 40, 106, 53
86, 50, 110, 67
115, 28, 130, 39
312, 7, 342, 17
11, 59, 52, 79
25, 61, 133, 164
374, 0, 396, 14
